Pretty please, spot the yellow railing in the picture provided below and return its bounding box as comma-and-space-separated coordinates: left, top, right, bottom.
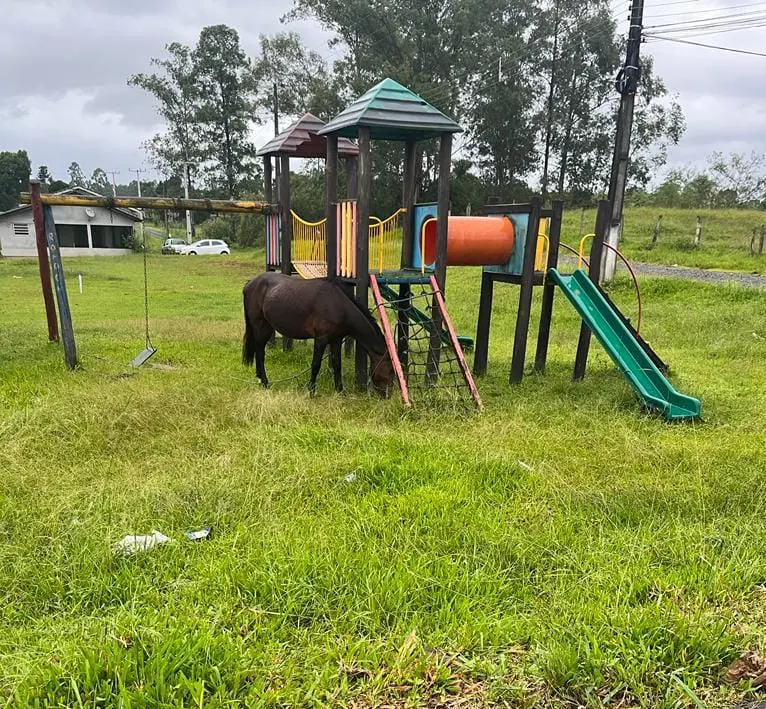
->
579, 233, 595, 268
369, 208, 406, 273
291, 211, 326, 262
535, 217, 551, 271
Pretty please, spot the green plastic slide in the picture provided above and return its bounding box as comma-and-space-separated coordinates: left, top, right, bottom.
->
549, 268, 701, 421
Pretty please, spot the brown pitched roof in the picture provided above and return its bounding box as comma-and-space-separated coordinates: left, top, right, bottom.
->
256, 113, 359, 158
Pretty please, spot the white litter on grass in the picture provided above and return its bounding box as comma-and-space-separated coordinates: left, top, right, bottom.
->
517, 460, 534, 472
113, 530, 171, 556
344, 472, 357, 483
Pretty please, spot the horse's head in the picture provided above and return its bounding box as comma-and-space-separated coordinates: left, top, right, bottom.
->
370, 351, 395, 398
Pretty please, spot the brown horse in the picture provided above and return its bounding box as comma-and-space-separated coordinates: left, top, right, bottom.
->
242, 272, 395, 395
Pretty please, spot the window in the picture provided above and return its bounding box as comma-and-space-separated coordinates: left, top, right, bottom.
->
199, 241, 210, 247
13, 223, 29, 236
57, 225, 89, 248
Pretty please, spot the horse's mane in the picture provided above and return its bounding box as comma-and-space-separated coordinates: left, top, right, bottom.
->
338, 284, 385, 341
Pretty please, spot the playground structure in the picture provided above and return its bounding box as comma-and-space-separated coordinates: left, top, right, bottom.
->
257, 77, 700, 419
22, 79, 701, 420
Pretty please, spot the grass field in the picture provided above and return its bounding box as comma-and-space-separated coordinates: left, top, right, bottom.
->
563, 207, 766, 274
2, 250, 766, 707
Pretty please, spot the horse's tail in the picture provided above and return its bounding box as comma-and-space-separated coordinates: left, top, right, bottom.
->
242, 290, 257, 366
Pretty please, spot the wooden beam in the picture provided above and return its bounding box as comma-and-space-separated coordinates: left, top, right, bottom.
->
573, 199, 610, 381
434, 133, 452, 292
20, 193, 267, 214
510, 197, 542, 384
345, 155, 358, 199
534, 199, 563, 373
355, 127, 372, 391
30, 181, 59, 342
473, 271, 494, 376
279, 153, 293, 351
263, 157, 273, 204
400, 140, 417, 268
43, 206, 77, 370
325, 135, 338, 280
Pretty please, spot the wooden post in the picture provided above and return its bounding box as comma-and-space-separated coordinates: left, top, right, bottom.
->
396, 282, 411, 375
325, 135, 338, 280
263, 157, 273, 203
355, 127, 372, 391
426, 134, 452, 383
573, 200, 610, 381
279, 154, 293, 351
534, 200, 563, 373
43, 206, 77, 369
30, 180, 59, 342
510, 197, 542, 384
694, 215, 702, 248
473, 271, 494, 376
650, 215, 662, 248
434, 134, 452, 292
345, 156, 358, 200
759, 225, 765, 256
401, 140, 417, 268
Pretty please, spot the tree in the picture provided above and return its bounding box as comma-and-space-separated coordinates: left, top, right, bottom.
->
0, 150, 31, 211
49, 180, 69, 193
253, 32, 335, 125
37, 165, 51, 184
128, 43, 203, 176
708, 151, 766, 207
193, 25, 259, 197
89, 168, 112, 196
68, 162, 87, 187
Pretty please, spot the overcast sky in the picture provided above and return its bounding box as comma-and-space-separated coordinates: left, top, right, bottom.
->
1, 0, 764, 186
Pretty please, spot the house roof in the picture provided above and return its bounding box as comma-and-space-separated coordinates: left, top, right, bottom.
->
318, 78, 463, 142
256, 113, 360, 158
0, 186, 142, 222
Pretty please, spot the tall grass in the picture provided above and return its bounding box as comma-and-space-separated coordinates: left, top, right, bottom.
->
1, 251, 765, 706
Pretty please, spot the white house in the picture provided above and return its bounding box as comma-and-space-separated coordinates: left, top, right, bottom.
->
0, 187, 142, 258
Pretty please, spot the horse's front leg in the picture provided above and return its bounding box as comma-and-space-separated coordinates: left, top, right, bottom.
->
309, 340, 327, 394
330, 339, 343, 393
255, 343, 269, 388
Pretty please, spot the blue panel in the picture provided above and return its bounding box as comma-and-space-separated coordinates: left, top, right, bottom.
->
484, 213, 528, 276
410, 202, 438, 270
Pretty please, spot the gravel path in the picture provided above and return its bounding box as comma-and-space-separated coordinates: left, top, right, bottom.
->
630, 262, 766, 288
559, 254, 766, 288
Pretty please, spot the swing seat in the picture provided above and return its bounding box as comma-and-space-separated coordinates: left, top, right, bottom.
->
130, 346, 157, 368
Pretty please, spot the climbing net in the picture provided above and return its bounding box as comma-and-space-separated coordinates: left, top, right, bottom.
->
374, 280, 478, 408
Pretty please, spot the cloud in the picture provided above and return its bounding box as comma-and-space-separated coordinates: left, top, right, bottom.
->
2, 0, 764, 184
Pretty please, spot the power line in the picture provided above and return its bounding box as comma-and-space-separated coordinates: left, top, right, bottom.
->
646, 1, 766, 19
645, 32, 766, 56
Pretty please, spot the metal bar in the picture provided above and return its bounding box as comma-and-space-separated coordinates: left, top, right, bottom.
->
355, 128, 371, 391
370, 275, 411, 408
430, 275, 482, 410
20, 192, 267, 214
29, 181, 59, 342
43, 206, 77, 370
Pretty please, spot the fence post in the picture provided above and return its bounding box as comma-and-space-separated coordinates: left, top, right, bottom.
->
650, 215, 662, 248
694, 216, 702, 248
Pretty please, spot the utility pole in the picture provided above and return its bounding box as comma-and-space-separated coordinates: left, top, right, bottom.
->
181, 162, 195, 243
107, 170, 120, 197
129, 167, 145, 243
604, 0, 644, 281
541, 0, 560, 200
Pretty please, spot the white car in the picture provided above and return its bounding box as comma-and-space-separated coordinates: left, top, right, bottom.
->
180, 239, 230, 255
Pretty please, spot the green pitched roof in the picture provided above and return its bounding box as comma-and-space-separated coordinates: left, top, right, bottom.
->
318, 78, 462, 142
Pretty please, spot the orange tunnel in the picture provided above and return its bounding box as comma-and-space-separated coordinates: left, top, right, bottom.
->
423, 216, 514, 266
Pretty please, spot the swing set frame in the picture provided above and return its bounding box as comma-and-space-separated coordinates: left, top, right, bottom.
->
23, 182, 268, 370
